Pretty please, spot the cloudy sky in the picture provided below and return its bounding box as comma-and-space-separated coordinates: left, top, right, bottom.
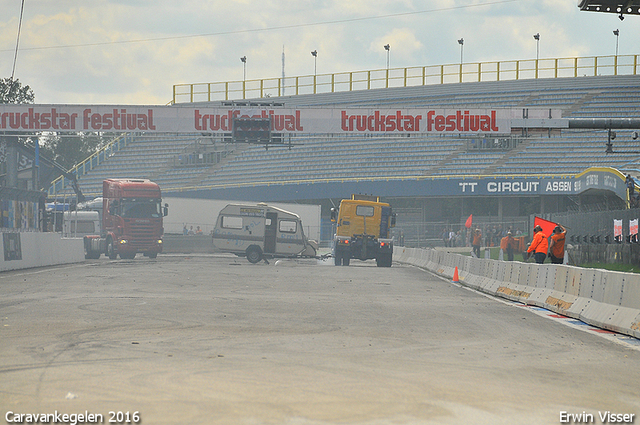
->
0, 0, 637, 105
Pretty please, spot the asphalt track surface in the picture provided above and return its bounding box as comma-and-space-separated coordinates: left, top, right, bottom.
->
1, 254, 639, 425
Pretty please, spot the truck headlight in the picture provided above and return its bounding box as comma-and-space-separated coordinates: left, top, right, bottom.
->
157, 239, 163, 244
120, 239, 128, 244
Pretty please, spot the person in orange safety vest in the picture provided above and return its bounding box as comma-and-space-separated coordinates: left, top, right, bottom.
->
500, 231, 516, 261
527, 225, 548, 264
548, 225, 566, 264
472, 228, 482, 258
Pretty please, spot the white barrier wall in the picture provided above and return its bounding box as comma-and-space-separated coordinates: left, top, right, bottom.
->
395, 247, 640, 339
0, 232, 85, 272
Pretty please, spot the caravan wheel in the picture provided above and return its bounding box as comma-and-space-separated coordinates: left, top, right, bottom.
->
246, 246, 263, 264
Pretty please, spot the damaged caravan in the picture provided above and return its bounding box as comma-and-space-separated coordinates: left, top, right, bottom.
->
212, 203, 318, 263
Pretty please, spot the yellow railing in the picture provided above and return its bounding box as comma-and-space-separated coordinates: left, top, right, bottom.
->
172, 54, 639, 104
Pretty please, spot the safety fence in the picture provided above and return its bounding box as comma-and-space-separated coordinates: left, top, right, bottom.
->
173, 54, 640, 104
394, 246, 640, 339
394, 219, 529, 248
546, 207, 639, 243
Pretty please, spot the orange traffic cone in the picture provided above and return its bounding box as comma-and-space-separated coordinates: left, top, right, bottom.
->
452, 266, 459, 283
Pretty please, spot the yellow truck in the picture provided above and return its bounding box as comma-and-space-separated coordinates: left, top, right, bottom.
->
331, 195, 396, 267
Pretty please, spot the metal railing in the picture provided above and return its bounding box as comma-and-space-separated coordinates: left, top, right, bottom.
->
172, 54, 639, 104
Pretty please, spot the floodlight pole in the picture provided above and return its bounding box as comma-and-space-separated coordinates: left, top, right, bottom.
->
384, 44, 390, 69
613, 29, 620, 75
533, 33, 540, 78
384, 44, 390, 88
311, 50, 318, 94
457, 38, 464, 82
240, 56, 247, 99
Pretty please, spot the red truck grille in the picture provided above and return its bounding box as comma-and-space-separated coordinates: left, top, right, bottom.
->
126, 222, 160, 248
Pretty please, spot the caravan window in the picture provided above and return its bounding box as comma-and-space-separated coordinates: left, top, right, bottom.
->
221, 216, 243, 229
279, 220, 297, 233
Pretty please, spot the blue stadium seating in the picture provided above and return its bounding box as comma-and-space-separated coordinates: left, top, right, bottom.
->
56, 74, 640, 198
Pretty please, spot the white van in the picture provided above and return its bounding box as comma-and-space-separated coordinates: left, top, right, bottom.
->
212, 203, 317, 263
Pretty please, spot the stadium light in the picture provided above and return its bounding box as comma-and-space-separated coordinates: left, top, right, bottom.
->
384, 44, 390, 69
240, 56, 247, 81
457, 38, 464, 64
613, 29, 620, 57
533, 33, 540, 61
311, 50, 317, 76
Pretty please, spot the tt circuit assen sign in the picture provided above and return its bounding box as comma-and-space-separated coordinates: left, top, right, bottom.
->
451, 168, 627, 199
0, 105, 560, 135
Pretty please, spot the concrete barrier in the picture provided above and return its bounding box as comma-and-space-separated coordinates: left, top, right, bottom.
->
163, 234, 219, 253
395, 247, 640, 339
621, 273, 640, 310
0, 232, 84, 272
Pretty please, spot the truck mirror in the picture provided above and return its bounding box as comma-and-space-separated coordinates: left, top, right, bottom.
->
163, 203, 169, 217
391, 213, 396, 227
330, 208, 337, 222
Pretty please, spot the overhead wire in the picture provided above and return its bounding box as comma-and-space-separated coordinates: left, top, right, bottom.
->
1, 0, 521, 53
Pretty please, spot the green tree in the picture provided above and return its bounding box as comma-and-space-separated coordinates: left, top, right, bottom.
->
0, 77, 35, 103
39, 133, 110, 171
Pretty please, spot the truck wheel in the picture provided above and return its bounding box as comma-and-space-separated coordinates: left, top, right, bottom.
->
86, 251, 100, 260
342, 256, 350, 266
246, 246, 263, 264
376, 254, 392, 267
148, 252, 158, 259
107, 238, 117, 260
84, 238, 91, 259
334, 252, 342, 266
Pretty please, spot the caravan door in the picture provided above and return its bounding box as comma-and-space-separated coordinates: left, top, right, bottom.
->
264, 212, 277, 254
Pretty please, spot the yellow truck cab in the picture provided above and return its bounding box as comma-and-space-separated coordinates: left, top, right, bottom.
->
331, 195, 395, 267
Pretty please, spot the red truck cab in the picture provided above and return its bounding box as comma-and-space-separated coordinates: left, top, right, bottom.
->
102, 179, 167, 259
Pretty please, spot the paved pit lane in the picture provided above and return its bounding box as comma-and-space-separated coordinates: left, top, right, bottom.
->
1, 254, 639, 424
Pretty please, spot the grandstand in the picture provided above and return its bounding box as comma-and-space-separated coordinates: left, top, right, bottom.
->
51, 72, 640, 196
45, 57, 640, 245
